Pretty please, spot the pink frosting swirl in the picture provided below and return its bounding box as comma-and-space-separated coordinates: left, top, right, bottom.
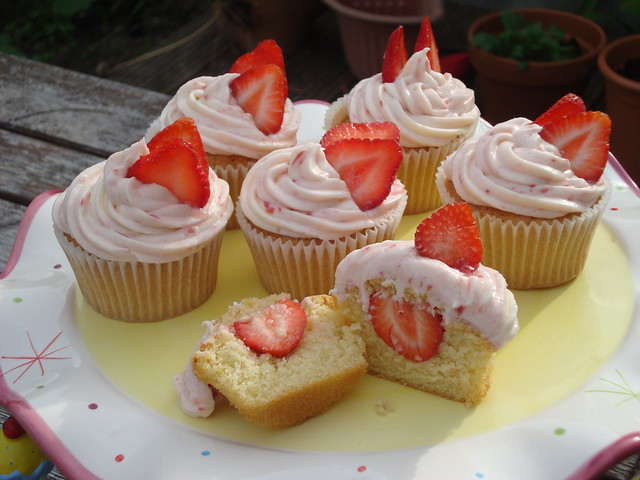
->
238, 143, 407, 240
146, 75, 301, 159
52, 139, 233, 262
440, 118, 607, 218
342, 49, 479, 148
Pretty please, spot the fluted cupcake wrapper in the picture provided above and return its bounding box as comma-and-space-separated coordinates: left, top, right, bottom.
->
55, 228, 225, 322
399, 136, 469, 215
206, 153, 256, 230
236, 196, 407, 300
436, 167, 611, 289
323, 96, 349, 130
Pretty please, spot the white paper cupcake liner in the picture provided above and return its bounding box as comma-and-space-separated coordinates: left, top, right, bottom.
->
436, 167, 611, 289
399, 135, 468, 215
207, 155, 256, 230
236, 196, 406, 300
324, 96, 349, 130
55, 228, 225, 322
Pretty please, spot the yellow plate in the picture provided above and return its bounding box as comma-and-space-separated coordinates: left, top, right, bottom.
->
76, 214, 634, 452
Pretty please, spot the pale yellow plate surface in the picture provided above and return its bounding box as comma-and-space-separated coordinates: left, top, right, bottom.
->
76, 215, 634, 452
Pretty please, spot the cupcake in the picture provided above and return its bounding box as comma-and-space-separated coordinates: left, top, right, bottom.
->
146, 39, 300, 228
1, 416, 54, 480
52, 118, 234, 322
236, 122, 408, 299
331, 202, 518, 406
325, 18, 480, 214
177, 293, 366, 429
436, 94, 611, 289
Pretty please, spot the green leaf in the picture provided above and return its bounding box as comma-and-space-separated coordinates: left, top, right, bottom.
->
471, 10, 581, 63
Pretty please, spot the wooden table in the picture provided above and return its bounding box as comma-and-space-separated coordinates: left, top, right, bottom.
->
0, 56, 171, 478
1, 52, 639, 480
0, 52, 171, 274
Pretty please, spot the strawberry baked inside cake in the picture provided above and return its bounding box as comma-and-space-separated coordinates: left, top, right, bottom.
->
176, 294, 366, 429
331, 203, 519, 406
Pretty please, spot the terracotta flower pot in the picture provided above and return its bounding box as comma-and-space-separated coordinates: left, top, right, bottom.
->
598, 34, 640, 185
323, 0, 444, 79
225, 0, 325, 56
467, 8, 606, 124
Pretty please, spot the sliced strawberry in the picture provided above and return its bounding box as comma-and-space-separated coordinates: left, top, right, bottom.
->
324, 137, 402, 211
229, 39, 285, 75
415, 202, 482, 272
413, 16, 440, 72
319, 121, 400, 148
230, 63, 287, 135
540, 111, 611, 182
233, 299, 308, 357
2, 416, 25, 439
127, 139, 210, 208
147, 117, 206, 161
533, 93, 586, 127
369, 292, 444, 362
382, 25, 407, 83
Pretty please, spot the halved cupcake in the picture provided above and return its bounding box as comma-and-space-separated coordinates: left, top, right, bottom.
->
332, 202, 519, 406
176, 293, 366, 429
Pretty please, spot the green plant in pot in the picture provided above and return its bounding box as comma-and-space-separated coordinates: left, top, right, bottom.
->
467, 8, 606, 124
472, 10, 581, 69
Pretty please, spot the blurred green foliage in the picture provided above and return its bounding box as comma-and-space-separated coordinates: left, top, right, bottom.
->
0, 0, 211, 69
472, 10, 581, 69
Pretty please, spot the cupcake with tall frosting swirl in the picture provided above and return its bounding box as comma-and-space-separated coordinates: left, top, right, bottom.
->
325, 21, 479, 214
236, 122, 408, 299
436, 94, 612, 289
53, 118, 234, 321
147, 40, 300, 228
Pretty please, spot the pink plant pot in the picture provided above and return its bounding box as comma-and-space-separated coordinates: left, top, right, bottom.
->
323, 0, 444, 78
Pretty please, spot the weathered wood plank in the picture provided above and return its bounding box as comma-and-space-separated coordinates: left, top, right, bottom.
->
0, 53, 170, 156
0, 198, 27, 274
0, 129, 104, 205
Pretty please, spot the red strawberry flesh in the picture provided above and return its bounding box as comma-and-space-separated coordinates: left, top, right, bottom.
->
147, 117, 206, 160
382, 25, 407, 83
323, 137, 402, 211
230, 63, 287, 135
369, 292, 444, 362
233, 299, 307, 357
320, 121, 400, 148
533, 93, 586, 127
414, 202, 482, 272
540, 111, 611, 183
127, 139, 210, 208
229, 39, 285, 75
414, 16, 441, 72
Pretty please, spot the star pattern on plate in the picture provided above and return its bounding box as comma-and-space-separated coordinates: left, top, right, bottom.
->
589, 370, 640, 405
1, 331, 71, 384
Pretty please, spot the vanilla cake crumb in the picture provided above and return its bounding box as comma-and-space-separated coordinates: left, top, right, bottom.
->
374, 395, 394, 416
